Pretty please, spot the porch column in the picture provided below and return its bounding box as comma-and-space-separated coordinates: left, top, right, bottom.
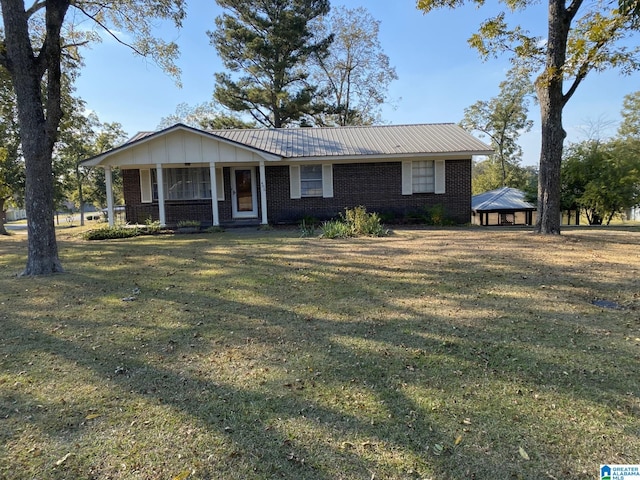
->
259, 161, 268, 225
156, 163, 166, 227
209, 163, 220, 226
105, 166, 114, 227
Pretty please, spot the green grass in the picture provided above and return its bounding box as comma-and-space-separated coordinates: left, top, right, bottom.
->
1, 226, 639, 479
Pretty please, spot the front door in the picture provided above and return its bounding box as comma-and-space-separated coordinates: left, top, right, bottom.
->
231, 167, 258, 219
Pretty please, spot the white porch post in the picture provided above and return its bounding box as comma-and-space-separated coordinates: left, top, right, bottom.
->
105, 166, 114, 227
156, 164, 166, 227
259, 161, 268, 225
209, 162, 220, 226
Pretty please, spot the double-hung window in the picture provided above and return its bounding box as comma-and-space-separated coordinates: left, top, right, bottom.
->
402, 160, 446, 195
300, 165, 323, 197
289, 164, 333, 199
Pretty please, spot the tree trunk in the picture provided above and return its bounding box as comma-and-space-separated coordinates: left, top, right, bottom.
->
534, 0, 572, 235
0, 197, 7, 235
0, 0, 69, 274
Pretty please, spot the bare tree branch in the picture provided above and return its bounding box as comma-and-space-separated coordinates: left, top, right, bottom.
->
72, 4, 144, 56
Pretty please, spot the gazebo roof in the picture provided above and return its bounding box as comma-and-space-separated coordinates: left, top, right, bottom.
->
472, 187, 536, 212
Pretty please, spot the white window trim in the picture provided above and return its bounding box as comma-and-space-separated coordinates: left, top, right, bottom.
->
140, 169, 152, 203
215, 167, 224, 201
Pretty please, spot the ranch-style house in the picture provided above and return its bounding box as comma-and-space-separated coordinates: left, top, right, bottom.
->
81, 123, 492, 227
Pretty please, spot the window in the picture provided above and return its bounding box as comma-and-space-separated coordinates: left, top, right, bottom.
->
402, 160, 446, 195
301, 165, 323, 197
289, 164, 333, 199
412, 160, 435, 193
151, 167, 211, 201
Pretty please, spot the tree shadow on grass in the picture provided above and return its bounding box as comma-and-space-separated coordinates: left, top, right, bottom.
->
1, 229, 639, 479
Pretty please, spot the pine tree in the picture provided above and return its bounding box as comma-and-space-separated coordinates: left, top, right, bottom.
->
210, 0, 332, 128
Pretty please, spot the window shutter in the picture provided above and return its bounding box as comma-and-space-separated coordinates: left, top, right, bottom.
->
401, 161, 412, 195
140, 169, 152, 203
434, 160, 446, 194
322, 164, 333, 198
289, 165, 301, 199
216, 167, 224, 200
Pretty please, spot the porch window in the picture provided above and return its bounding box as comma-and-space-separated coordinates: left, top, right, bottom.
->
152, 167, 212, 200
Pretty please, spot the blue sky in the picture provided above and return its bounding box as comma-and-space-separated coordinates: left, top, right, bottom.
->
73, 0, 639, 166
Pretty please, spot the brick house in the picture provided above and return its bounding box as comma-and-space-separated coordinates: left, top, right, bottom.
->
81, 123, 492, 227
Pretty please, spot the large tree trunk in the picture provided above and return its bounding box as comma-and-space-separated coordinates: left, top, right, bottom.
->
1, 0, 69, 274
534, 0, 573, 235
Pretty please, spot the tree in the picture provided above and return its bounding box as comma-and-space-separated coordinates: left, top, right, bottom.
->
0, 0, 185, 275
308, 6, 398, 126
210, 0, 332, 128
561, 139, 640, 224
158, 102, 256, 130
618, 90, 640, 139
461, 67, 534, 191
417, 0, 640, 234
0, 66, 24, 235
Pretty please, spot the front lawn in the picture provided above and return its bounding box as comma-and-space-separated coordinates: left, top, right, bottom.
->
1, 227, 638, 479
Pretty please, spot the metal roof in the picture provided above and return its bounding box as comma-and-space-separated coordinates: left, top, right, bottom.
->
209, 123, 492, 158
472, 187, 536, 212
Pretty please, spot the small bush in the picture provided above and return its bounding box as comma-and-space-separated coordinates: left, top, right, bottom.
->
145, 218, 162, 233
342, 206, 388, 236
319, 219, 353, 238
319, 206, 388, 238
204, 226, 225, 234
83, 225, 142, 240
299, 219, 316, 237
424, 204, 454, 226
177, 220, 201, 228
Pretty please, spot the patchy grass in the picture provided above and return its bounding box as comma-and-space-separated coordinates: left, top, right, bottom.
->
1, 226, 639, 479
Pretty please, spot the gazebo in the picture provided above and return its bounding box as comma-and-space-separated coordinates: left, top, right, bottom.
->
471, 187, 536, 226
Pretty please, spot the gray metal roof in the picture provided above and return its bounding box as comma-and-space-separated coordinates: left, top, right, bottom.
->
472, 187, 536, 212
209, 123, 492, 158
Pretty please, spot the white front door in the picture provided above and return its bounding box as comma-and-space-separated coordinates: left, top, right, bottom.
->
231, 167, 258, 219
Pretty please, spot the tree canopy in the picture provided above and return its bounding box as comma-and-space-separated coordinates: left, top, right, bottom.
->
308, 6, 398, 126
210, 0, 332, 128
461, 67, 533, 191
417, 0, 640, 235
0, 0, 185, 275
561, 138, 640, 224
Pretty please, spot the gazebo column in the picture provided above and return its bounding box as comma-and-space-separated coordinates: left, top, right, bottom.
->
156, 163, 166, 227
105, 166, 114, 227
259, 161, 268, 225
209, 163, 220, 226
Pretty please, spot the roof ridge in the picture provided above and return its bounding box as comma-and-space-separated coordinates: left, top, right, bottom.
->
207, 122, 458, 134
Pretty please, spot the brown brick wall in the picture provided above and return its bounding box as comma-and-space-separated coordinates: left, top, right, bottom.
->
265, 160, 472, 224
121, 160, 472, 226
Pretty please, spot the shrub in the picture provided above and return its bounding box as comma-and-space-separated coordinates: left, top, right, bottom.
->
177, 220, 201, 228
319, 219, 352, 238
342, 206, 388, 236
299, 219, 316, 237
83, 225, 142, 240
424, 204, 454, 226
145, 218, 162, 233
204, 226, 225, 234
319, 206, 389, 238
